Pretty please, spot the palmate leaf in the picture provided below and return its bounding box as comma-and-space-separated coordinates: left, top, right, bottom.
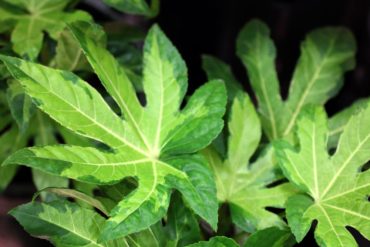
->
236, 19, 356, 141
275, 106, 370, 246
1, 23, 226, 241
0, 0, 91, 60
202, 93, 296, 232
11, 200, 126, 247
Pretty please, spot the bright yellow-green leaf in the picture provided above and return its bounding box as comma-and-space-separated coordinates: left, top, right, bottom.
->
276, 105, 370, 246
1, 23, 226, 241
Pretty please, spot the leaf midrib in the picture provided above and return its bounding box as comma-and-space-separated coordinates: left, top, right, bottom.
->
28, 72, 147, 156
283, 33, 339, 136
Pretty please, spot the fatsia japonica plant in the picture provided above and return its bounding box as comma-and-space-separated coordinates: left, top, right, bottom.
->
1, 10, 370, 246
0, 20, 227, 244
201, 19, 369, 246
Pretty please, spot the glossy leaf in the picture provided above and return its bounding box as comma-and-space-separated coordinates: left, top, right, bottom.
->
1, 24, 226, 240
236, 19, 356, 140
275, 106, 370, 246
203, 93, 296, 232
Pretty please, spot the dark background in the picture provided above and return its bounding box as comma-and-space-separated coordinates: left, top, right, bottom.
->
2, 0, 370, 246
156, 0, 370, 117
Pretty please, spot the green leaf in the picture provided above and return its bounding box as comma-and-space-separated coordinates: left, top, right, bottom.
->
51, 30, 89, 71
236, 19, 356, 140
328, 98, 370, 149
203, 93, 296, 232
0, 125, 26, 191
202, 55, 243, 101
31, 110, 69, 200
244, 227, 295, 247
163, 193, 201, 246
10, 200, 126, 246
51, 25, 106, 71
6, 80, 35, 133
187, 236, 239, 247
128, 192, 201, 247
275, 105, 370, 246
102, 0, 160, 17
1, 24, 226, 240
1, 0, 91, 60
0, 92, 28, 192
35, 188, 109, 215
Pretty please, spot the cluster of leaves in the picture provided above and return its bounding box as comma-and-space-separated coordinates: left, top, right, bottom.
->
0, 0, 369, 246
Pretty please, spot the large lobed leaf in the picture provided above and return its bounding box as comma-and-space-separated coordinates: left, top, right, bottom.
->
202, 93, 296, 232
236, 19, 356, 140
1, 23, 226, 241
275, 105, 370, 246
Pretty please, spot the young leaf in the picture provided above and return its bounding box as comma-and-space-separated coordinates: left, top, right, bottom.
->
11, 200, 127, 246
203, 93, 296, 232
236, 19, 356, 140
1, 0, 91, 60
275, 106, 370, 246
102, 0, 160, 17
1, 24, 226, 240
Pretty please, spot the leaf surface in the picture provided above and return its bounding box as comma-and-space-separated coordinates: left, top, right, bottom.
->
1, 0, 91, 60
236, 19, 356, 140
275, 106, 370, 246
11, 200, 125, 247
1, 24, 226, 240
203, 93, 296, 232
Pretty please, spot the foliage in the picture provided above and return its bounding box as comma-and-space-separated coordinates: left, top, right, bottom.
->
1, 22, 226, 241
276, 106, 370, 247
0, 2, 369, 245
